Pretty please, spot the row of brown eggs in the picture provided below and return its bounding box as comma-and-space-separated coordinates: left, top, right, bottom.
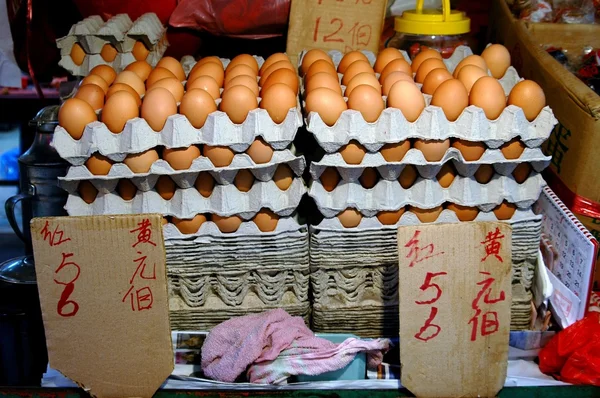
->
83, 139, 276, 176
301, 46, 546, 126
70, 40, 151, 66
337, 200, 518, 228
78, 164, 295, 203
160, 209, 280, 234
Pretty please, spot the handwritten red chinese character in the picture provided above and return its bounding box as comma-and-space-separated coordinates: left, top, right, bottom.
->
405, 230, 445, 267
481, 227, 505, 262
129, 254, 156, 284
122, 286, 154, 311
414, 307, 442, 342
40, 221, 71, 247
468, 271, 506, 341
53, 252, 80, 317
130, 218, 156, 248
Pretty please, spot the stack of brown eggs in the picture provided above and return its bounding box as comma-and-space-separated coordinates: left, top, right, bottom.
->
302, 45, 556, 336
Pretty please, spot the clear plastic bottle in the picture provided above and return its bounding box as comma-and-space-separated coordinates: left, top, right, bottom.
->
387, 0, 471, 59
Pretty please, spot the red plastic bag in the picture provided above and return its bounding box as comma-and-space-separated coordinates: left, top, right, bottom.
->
539, 312, 600, 385
169, 0, 291, 39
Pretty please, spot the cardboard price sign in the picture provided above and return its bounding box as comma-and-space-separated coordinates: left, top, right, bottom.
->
286, 0, 387, 64
398, 222, 512, 398
31, 214, 173, 398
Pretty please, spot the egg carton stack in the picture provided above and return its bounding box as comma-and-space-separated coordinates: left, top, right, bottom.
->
56, 13, 167, 76
301, 45, 557, 337
53, 54, 309, 330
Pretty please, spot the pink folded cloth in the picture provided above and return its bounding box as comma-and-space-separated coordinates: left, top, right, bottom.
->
201, 309, 391, 384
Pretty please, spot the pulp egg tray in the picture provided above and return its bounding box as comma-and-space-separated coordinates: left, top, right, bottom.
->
310, 147, 551, 180
309, 172, 546, 218
58, 150, 306, 192
64, 177, 306, 219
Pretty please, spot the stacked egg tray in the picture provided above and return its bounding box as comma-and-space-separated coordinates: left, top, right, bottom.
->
56, 13, 167, 75
300, 46, 556, 336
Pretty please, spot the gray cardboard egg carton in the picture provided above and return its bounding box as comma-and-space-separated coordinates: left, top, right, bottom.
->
64, 178, 306, 219
310, 147, 550, 180
58, 149, 305, 191
310, 172, 546, 218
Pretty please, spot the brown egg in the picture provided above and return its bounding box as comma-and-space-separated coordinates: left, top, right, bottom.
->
225, 74, 260, 97
161, 217, 169, 226
70, 43, 86, 65
123, 149, 159, 173
141, 87, 178, 132
387, 80, 425, 122
78, 181, 98, 204
260, 53, 291, 76
447, 203, 480, 221
89, 64, 116, 85
114, 71, 145, 96
337, 208, 363, 228
260, 83, 297, 124
125, 61, 152, 81
132, 41, 149, 61
380, 140, 410, 162
399, 165, 418, 189
156, 175, 176, 200
101, 44, 117, 62
500, 138, 525, 159
513, 163, 532, 183
415, 58, 446, 84
80, 75, 109, 94
493, 201, 517, 220
203, 145, 235, 167
212, 214, 243, 233
508, 80, 546, 121
481, 44, 511, 79
301, 49, 334, 76
470, 76, 507, 120
437, 162, 457, 188
379, 59, 412, 84
220, 85, 258, 124
474, 164, 495, 184
163, 145, 201, 170
338, 51, 370, 74
253, 209, 279, 232
180, 89, 217, 129
187, 75, 221, 100
305, 88, 347, 126
414, 139, 450, 162
117, 179, 137, 200
85, 153, 114, 175
227, 54, 259, 75
340, 141, 367, 164
377, 208, 405, 225
106, 83, 141, 106
345, 73, 381, 97
453, 55, 488, 78
260, 61, 296, 86
431, 79, 468, 121
342, 61, 375, 86
261, 68, 299, 94
224, 64, 256, 86
359, 168, 378, 189
411, 49, 443, 73
102, 90, 139, 134
305, 72, 342, 96
246, 138, 273, 164
188, 62, 224, 88
410, 206, 443, 223
59, 98, 97, 140
321, 167, 340, 191
234, 169, 255, 192
421, 68, 453, 95
382, 72, 415, 96
156, 56, 185, 81
273, 164, 294, 190
374, 47, 404, 74
195, 56, 224, 69
146, 67, 177, 88
348, 85, 384, 123
195, 172, 215, 197
149, 77, 184, 102
173, 214, 207, 234
457, 65, 488, 94
305, 59, 338, 82
452, 139, 487, 161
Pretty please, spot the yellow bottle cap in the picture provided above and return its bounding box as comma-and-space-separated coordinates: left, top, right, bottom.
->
395, 0, 470, 36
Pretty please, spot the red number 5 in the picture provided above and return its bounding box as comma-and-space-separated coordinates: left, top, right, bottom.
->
415, 272, 447, 305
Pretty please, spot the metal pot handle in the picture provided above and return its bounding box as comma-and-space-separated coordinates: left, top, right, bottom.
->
5, 193, 32, 242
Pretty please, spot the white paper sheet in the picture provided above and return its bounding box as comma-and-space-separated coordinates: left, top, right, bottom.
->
0, 1, 22, 88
